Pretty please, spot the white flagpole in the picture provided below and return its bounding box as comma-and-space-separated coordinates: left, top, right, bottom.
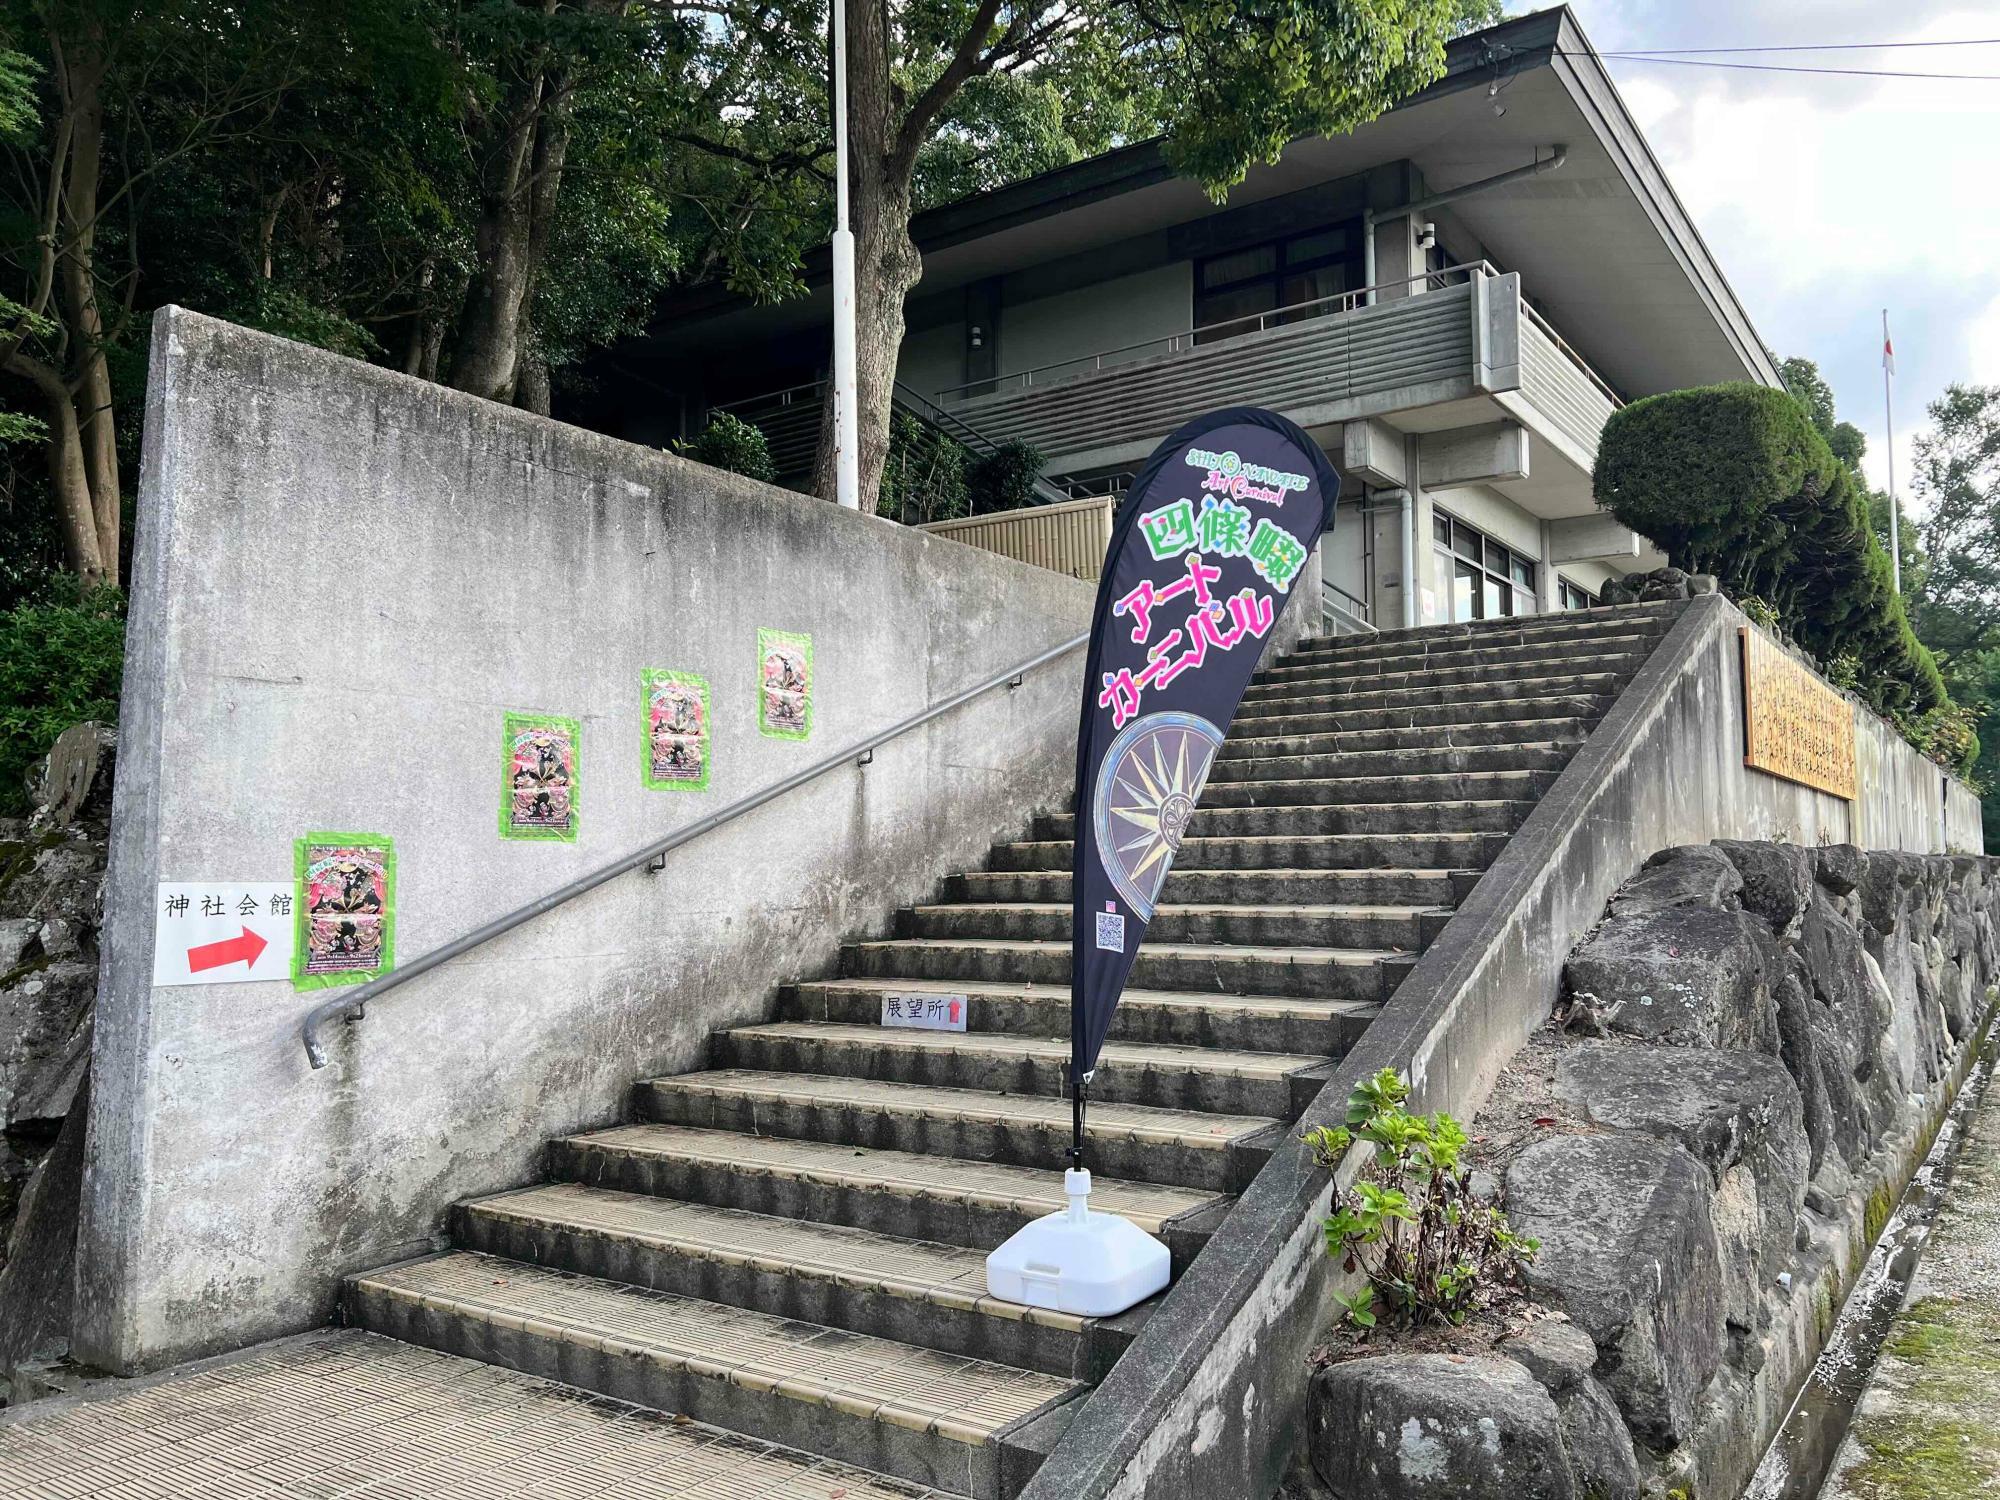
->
830, 0, 861, 510
1883, 308, 1900, 593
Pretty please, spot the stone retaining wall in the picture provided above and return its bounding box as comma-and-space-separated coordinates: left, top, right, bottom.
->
1308, 842, 2000, 1499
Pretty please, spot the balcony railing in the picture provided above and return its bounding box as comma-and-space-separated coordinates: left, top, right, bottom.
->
931, 263, 1622, 473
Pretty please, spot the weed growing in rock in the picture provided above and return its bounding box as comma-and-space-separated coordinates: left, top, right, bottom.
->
1305, 1068, 1538, 1332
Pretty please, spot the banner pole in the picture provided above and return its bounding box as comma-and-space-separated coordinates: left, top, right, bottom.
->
1069, 1074, 1087, 1171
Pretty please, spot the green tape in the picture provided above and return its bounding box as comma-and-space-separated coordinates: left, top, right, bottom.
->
757, 628, 814, 741
642, 670, 711, 791
292, 831, 396, 991
501, 711, 581, 842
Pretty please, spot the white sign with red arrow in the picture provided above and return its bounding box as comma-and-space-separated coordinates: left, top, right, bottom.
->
152, 881, 296, 987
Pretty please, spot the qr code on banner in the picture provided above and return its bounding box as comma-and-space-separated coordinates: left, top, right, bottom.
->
1096, 909, 1125, 952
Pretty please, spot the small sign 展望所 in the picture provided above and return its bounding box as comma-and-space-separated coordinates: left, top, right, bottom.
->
881, 992, 968, 1031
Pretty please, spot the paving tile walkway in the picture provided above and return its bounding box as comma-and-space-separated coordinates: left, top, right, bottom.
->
1823, 1051, 2000, 1498
0, 1328, 943, 1498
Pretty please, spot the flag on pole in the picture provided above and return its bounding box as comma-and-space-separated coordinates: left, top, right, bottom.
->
1883, 328, 1896, 376
1066, 407, 1338, 1162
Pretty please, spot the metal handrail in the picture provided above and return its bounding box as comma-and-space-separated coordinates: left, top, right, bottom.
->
712, 379, 826, 415
933, 262, 1500, 402
299, 630, 1092, 1069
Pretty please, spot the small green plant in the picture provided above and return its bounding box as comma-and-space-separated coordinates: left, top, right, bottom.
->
679, 411, 776, 483
1738, 594, 1781, 630
1305, 1068, 1537, 1333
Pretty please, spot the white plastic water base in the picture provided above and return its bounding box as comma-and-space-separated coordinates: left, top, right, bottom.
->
984, 1169, 1172, 1317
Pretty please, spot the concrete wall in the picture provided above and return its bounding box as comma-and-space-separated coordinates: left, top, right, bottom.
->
75, 309, 1097, 1375
998, 263, 1192, 379
894, 320, 964, 401
1018, 593, 1985, 1500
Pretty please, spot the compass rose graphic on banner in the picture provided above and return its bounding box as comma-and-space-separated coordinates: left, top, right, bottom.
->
1092, 710, 1225, 920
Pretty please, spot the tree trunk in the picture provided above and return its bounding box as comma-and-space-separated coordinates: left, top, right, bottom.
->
451, 2, 578, 406
510, 60, 571, 419
53, 22, 119, 583
7, 352, 105, 583
808, 0, 921, 515
449, 49, 548, 402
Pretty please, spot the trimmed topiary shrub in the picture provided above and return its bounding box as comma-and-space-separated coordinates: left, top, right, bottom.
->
1595, 382, 1945, 720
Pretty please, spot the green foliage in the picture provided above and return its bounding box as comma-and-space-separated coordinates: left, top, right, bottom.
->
0, 579, 126, 815
880, 411, 971, 526
1594, 382, 1947, 724
1906, 385, 2000, 830
680, 412, 776, 483
1304, 1068, 1536, 1333
966, 440, 1047, 515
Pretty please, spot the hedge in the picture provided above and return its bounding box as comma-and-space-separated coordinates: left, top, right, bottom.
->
1594, 382, 1946, 718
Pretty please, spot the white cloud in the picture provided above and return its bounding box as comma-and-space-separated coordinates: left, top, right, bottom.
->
1565, 3, 2000, 499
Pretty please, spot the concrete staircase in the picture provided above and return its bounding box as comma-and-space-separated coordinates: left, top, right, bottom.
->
344, 601, 1683, 1498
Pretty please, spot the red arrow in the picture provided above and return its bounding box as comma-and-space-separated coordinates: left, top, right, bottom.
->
187, 926, 269, 974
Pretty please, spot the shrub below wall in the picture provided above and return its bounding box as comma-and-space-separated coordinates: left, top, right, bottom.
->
1307, 841, 2000, 1500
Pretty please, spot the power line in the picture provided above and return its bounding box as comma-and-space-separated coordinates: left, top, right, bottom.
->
1609, 39, 2000, 55
1558, 50, 2000, 81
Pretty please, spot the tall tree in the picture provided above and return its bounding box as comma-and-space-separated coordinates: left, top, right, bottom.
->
670, 0, 1500, 513
1909, 385, 2000, 654
1906, 384, 2000, 839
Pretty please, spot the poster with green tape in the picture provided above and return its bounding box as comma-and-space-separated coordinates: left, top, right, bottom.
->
501, 711, 580, 841
757, 629, 813, 740
292, 832, 395, 990
643, 670, 711, 791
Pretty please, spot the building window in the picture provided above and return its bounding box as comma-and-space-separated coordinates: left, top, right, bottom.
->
1557, 577, 1598, 611
1432, 510, 1538, 622
1194, 223, 1364, 342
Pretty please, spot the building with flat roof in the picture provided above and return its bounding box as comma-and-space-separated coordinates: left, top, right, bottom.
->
576, 5, 1776, 632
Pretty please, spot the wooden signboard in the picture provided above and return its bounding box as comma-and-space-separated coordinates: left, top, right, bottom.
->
1740, 626, 1857, 800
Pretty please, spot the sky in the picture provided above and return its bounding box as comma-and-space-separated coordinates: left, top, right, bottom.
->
1560, 0, 2000, 505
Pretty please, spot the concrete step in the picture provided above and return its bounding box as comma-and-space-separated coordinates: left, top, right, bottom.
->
950, 865, 1470, 910
639, 1071, 1282, 1192
1032, 798, 1532, 838
454, 1183, 1146, 1383
549, 1123, 1230, 1268
987, 830, 1507, 874
1216, 716, 1594, 760
1231, 671, 1629, 718
1227, 692, 1613, 738
1200, 768, 1560, 806
897, 899, 1441, 953
346, 1251, 1082, 1499
1206, 741, 1574, 784
781, 975, 1381, 1056
715, 1021, 1333, 1118
839, 933, 1397, 1001
1255, 630, 1660, 685
1237, 653, 1647, 704
1291, 600, 1683, 657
